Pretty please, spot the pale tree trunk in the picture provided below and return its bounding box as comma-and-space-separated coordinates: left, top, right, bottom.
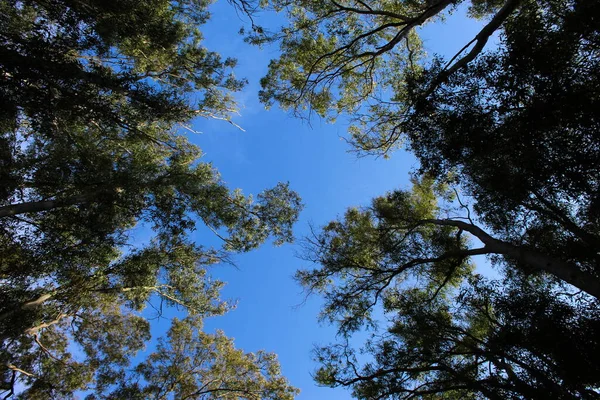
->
0, 292, 55, 322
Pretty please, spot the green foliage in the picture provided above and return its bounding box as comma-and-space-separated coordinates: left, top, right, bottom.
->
258, 0, 600, 282
254, 0, 526, 154
103, 317, 299, 399
404, 0, 600, 271
299, 178, 600, 398
257, 2, 600, 396
251, 0, 467, 151
312, 274, 600, 399
298, 178, 475, 335
0, 0, 301, 397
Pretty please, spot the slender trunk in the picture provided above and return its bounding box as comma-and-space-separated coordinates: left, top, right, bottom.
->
6, 364, 35, 377
427, 219, 600, 299
0, 194, 92, 218
0, 292, 55, 322
426, 0, 521, 96
25, 313, 68, 335
21, 293, 54, 310
0, 293, 58, 340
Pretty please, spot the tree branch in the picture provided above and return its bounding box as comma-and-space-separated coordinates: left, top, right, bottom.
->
423, 219, 600, 299
25, 313, 69, 336
426, 0, 521, 96
0, 192, 100, 218
6, 364, 35, 378
0, 292, 56, 323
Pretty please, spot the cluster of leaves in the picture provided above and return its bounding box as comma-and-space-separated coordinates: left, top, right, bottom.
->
251, 0, 519, 151
108, 317, 298, 400
258, 0, 600, 398
313, 275, 600, 399
299, 178, 600, 398
404, 0, 600, 270
0, 0, 301, 398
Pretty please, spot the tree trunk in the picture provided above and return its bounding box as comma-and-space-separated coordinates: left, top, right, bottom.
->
428, 219, 600, 299
0, 292, 55, 322
0, 193, 93, 218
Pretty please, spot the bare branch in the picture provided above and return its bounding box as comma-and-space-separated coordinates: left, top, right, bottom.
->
25, 313, 69, 336
426, 0, 521, 96
6, 364, 35, 378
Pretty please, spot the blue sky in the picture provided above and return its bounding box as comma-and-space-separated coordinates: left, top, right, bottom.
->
146, 3, 495, 399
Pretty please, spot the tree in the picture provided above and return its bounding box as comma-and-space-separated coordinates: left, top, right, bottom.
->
251, 0, 520, 145
0, 0, 302, 397
253, 0, 600, 397
255, 0, 600, 300
299, 179, 600, 398
312, 274, 600, 399
104, 317, 298, 400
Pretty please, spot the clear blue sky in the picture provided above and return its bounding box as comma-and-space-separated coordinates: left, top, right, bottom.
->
143, 3, 494, 399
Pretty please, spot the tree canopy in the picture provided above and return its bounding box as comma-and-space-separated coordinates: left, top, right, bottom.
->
312, 271, 600, 399
255, 0, 600, 294
3, 0, 600, 398
0, 0, 301, 397
298, 178, 600, 398
255, 0, 600, 397
86, 317, 298, 400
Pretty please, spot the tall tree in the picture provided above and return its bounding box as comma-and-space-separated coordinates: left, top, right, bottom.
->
254, 0, 599, 397
0, 0, 301, 397
299, 179, 600, 398
311, 273, 600, 399
251, 0, 520, 141
105, 317, 298, 400
255, 0, 600, 296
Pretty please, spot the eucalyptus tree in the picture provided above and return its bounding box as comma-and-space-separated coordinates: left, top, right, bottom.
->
299, 178, 600, 398
253, 0, 599, 397
254, 0, 600, 297
105, 317, 298, 400
0, 0, 301, 397
311, 272, 600, 399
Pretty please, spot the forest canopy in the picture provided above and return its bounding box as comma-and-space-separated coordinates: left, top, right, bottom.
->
1, 0, 599, 398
